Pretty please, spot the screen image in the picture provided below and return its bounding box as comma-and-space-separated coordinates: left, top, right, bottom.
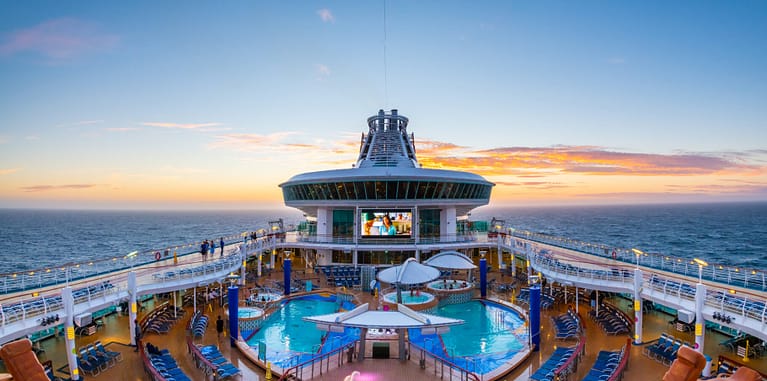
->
360, 210, 412, 237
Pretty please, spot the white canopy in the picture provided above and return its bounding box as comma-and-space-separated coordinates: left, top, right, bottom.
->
303, 303, 463, 329
377, 258, 440, 285
423, 251, 477, 270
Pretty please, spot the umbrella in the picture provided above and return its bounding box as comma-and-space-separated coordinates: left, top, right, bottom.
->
423, 251, 477, 270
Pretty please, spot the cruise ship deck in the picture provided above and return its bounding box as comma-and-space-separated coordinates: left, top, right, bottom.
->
2, 264, 765, 381
1, 110, 765, 381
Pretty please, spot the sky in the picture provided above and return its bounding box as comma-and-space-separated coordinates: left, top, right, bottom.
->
0, 1, 766, 210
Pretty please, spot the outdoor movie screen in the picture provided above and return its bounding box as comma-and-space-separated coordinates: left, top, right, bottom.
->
360, 210, 412, 237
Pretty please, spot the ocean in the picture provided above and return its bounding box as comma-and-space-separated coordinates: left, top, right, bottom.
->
0, 202, 765, 275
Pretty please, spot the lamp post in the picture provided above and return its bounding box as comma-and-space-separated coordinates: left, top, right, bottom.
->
692, 257, 708, 353
693, 258, 708, 284
631, 248, 643, 269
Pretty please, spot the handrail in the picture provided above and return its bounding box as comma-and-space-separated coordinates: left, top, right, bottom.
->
408, 340, 481, 381
606, 339, 631, 381
277, 340, 358, 381
503, 229, 767, 292
553, 335, 586, 378
0, 234, 252, 295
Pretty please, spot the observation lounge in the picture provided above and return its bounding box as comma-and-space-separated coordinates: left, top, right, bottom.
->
279, 109, 495, 267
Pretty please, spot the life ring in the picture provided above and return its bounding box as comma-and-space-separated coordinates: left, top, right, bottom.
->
611, 250, 617, 258
155, 251, 161, 261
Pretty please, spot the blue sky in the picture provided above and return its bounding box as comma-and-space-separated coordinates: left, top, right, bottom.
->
1, 1, 766, 209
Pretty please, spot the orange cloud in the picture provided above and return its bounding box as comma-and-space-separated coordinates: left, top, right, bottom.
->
415, 141, 765, 177
20, 184, 99, 192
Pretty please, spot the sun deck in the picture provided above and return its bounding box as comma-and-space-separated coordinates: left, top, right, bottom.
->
2, 265, 765, 381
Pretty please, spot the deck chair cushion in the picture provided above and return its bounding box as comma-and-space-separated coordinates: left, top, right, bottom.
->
0, 339, 49, 381
662, 345, 706, 381
725, 366, 762, 381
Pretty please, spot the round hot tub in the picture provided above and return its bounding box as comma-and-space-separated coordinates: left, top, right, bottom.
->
248, 292, 282, 305
427, 279, 472, 291
226, 306, 265, 332
381, 291, 437, 311
427, 280, 474, 305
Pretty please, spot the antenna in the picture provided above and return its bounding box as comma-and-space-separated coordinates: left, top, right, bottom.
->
383, 0, 388, 107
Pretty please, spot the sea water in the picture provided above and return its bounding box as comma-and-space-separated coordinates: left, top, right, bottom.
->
0, 202, 765, 274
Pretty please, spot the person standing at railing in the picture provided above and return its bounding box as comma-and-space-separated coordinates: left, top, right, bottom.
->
220, 237, 225, 256
133, 319, 142, 352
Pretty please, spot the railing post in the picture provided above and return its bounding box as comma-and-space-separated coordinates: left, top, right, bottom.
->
62, 287, 80, 380
633, 268, 643, 345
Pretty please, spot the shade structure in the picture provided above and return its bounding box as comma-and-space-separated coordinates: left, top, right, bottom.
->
377, 258, 440, 285
423, 251, 477, 270
304, 303, 463, 330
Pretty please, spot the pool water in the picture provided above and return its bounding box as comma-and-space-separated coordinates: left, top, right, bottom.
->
246, 295, 358, 368
409, 300, 528, 375
383, 291, 433, 304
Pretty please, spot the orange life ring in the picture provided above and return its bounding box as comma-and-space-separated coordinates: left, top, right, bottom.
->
155, 251, 161, 261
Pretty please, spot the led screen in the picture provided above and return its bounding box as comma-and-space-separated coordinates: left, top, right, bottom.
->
360, 210, 412, 237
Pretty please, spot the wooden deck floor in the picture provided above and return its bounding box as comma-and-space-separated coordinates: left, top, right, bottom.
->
4, 269, 766, 381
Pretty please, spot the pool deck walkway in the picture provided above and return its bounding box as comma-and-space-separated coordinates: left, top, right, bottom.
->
3, 268, 765, 381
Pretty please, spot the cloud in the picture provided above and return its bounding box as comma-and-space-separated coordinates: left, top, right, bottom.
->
20, 184, 98, 192
415, 140, 764, 177
316, 64, 331, 79
0, 168, 21, 176
25, 135, 39, 141
141, 122, 222, 130
0, 18, 118, 62
210, 132, 298, 151
317, 9, 335, 23
57, 120, 104, 128
608, 57, 626, 64
104, 127, 139, 132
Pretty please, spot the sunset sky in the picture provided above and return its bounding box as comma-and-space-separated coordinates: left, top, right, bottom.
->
1, 1, 766, 209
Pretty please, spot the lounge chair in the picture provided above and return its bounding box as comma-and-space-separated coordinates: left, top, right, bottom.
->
661, 345, 706, 381
0, 338, 49, 381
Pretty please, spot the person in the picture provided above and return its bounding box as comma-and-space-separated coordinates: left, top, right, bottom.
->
219, 237, 225, 256
133, 319, 142, 352
216, 315, 224, 338
210, 240, 216, 256
363, 216, 376, 235
380, 215, 396, 236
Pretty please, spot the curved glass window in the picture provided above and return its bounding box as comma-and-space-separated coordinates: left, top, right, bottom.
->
283, 180, 492, 201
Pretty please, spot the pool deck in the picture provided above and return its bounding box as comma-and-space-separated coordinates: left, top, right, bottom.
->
3, 268, 766, 381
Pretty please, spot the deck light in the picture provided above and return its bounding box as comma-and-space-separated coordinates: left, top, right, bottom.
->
693, 258, 708, 284
728, 289, 736, 295
631, 248, 643, 268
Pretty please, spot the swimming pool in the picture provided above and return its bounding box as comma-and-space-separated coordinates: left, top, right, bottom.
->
409, 300, 528, 375
383, 291, 434, 304
246, 294, 359, 368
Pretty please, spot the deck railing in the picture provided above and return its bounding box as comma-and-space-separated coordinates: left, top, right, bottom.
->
0, 234, 249, 295
277, 340, 358, 381
504, 229, 767, 292
408, 341, 481, 381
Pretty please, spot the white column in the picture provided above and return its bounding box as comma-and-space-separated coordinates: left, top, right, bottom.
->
240, 252, 246, 286
257, 252, 262, 277
415, 249, 420, 262
633, 268, 644, 344
695, 283, 707, 353
62, 287, 80, 380
440, 207, 456, 242
526, 245, 532, 281
317, 207, 330, 243
128, 271, 138, 346
497, 237, 504, 270
270, 249, 275, 270
575, 286, 579, 314
353, 249, 358, 267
